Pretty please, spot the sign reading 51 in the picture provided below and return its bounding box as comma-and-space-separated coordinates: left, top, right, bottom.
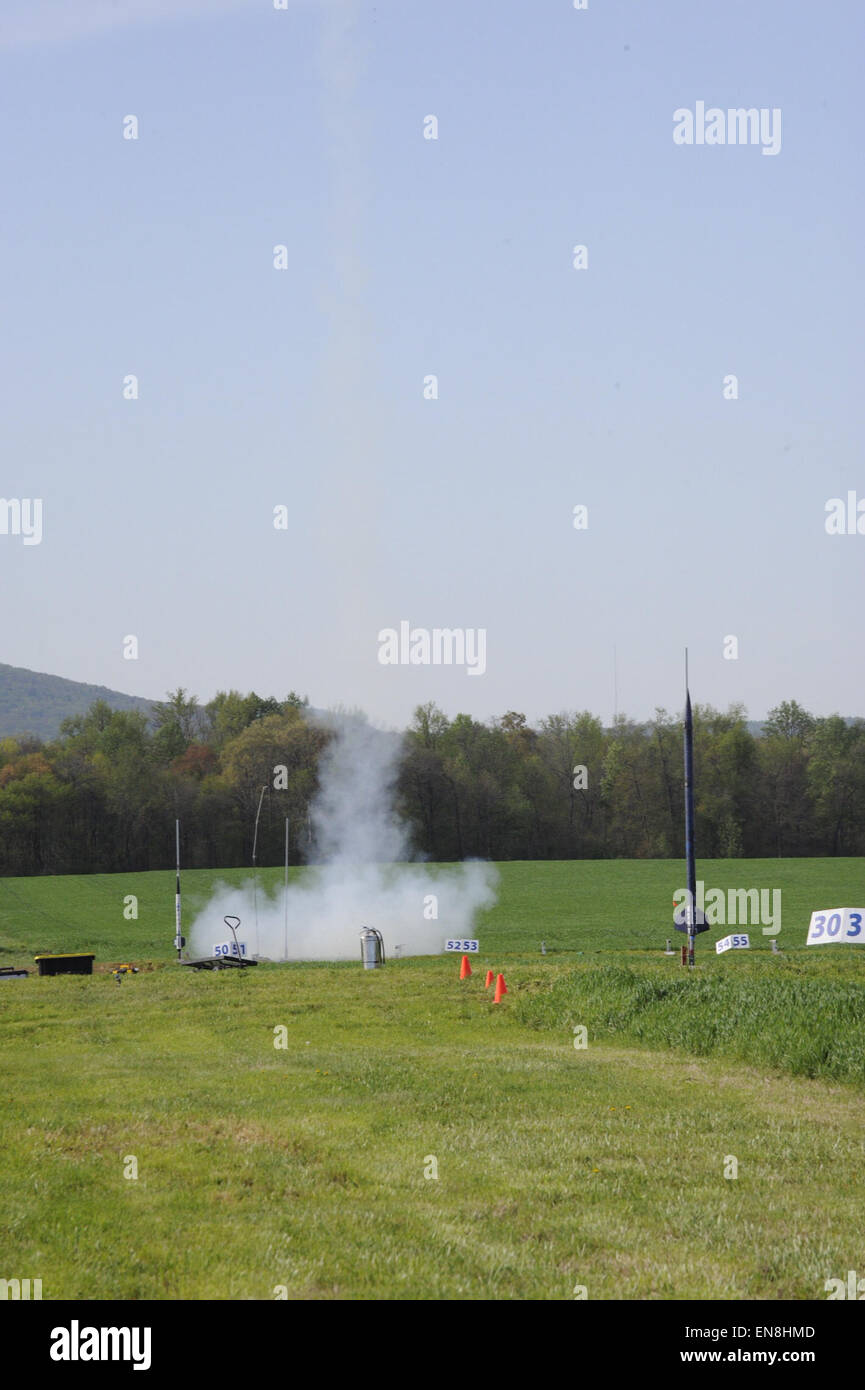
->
806, 908, 864, 945
213, 940, 248, 957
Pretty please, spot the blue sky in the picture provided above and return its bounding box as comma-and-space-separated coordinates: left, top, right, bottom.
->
1, 0, 862, 728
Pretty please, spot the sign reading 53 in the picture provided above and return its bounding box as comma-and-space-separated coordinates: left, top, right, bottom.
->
806, 909, 864, 945
444, 939, 479, 952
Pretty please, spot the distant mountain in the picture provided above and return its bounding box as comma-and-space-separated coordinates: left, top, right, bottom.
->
0, 663, 155, 741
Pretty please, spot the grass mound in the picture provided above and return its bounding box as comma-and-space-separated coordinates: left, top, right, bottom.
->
516, 957, 865, 1084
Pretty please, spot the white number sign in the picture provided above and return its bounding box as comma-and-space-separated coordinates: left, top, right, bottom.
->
444, 939, 479, 952
213, 940, 248, 958
716, 934, 750, 954
806, 909, 865, 945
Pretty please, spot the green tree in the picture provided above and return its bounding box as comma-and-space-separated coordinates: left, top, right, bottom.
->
398, 705, 454, 857
808, 717, 865, 855
759, 701, 817, 855
152, 689, 203, 763
537, 712, 606, 856
219, 710, 330, 864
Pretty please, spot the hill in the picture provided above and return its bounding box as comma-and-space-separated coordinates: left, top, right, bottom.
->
0, 662, 154, 741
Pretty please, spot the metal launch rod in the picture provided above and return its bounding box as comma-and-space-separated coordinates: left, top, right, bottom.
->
251, 784, 266, 958
284, 816, 289, 960
684, 649, 697, 968
175, 819, 184, 960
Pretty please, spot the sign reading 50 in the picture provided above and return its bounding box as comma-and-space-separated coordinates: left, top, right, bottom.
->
444, 939, 479, 952
806, 909, 864, 945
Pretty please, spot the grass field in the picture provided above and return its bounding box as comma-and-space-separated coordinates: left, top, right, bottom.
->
1, 858, 864, 1300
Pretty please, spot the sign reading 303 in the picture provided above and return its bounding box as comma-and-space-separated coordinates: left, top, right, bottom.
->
806, 909, 865, 945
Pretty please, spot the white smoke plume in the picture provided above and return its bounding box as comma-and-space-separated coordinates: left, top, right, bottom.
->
189, 714, 498, 961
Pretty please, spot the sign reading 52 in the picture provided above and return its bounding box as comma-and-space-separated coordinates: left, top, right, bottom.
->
806, 909, 864, 945
444, 939, 479, 952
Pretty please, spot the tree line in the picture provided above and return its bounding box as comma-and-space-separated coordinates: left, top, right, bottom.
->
0, 689, 862, 877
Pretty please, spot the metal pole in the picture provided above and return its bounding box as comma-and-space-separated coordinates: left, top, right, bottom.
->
684, 649, 696, 969
283, 816, 289, 960
252, 785, 266, 959
175, 819, 183, 959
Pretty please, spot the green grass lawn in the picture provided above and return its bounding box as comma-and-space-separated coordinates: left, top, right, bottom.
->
2, 856, 863, 965
1, 859, 864, 1300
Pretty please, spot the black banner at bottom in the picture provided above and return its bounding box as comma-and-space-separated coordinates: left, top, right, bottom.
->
7, 1297, 858, 1375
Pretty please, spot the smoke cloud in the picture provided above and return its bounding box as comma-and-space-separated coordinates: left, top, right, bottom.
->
189, 714, 498, 961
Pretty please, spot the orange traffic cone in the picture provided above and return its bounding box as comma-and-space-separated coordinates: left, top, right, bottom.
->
492, 973, 508, 1004
459, 954, 472, 980
484, 969, 494, 988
